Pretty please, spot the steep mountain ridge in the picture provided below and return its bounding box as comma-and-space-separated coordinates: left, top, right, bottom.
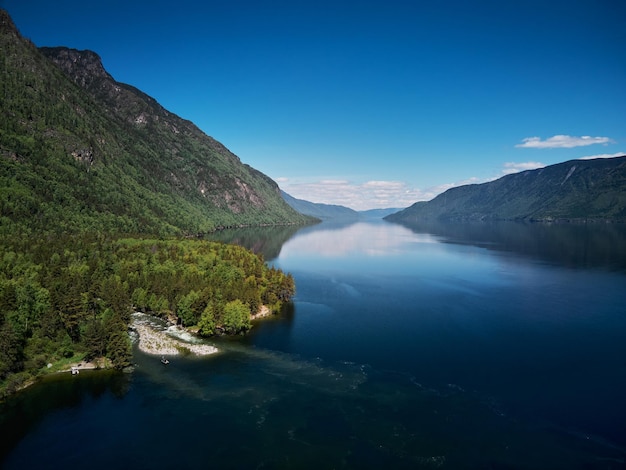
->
0, 9, 310, 236
386, 156, 626, 223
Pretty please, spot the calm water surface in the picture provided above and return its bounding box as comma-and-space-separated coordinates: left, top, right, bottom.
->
2, 220, 625, 469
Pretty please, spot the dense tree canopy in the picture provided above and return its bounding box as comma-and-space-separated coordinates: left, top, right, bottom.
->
0, 234, 295, 398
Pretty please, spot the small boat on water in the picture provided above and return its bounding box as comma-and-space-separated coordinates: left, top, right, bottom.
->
161, 356, 169, 365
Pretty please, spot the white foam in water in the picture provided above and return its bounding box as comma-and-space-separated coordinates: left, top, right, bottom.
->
165, 325, 202, 344
132, 313, 203, 344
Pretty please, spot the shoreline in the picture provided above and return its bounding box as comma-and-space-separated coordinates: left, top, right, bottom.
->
250, 305, 272, 320
132, 319, 219, 356
6, 314, 220, 397
132, 304, 275, 356
59, 356, 111, 373
8, 308, 267, 396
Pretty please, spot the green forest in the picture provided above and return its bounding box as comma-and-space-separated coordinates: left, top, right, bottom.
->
0, 234, 295, 398
0, 9, 308, 399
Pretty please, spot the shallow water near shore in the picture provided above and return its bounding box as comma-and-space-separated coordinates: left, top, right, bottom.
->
1, 220, 625, 469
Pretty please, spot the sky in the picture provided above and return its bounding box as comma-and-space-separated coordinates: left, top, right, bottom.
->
3, 0, 625, 210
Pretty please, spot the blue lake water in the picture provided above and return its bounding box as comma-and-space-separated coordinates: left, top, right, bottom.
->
1, 220, 625, 469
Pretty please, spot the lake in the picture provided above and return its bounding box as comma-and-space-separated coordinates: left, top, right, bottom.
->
1, 219, 625, 469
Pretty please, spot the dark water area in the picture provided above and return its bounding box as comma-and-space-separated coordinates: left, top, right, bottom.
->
2, 220, 625, 469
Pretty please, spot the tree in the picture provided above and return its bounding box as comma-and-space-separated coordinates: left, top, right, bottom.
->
99, 275, 131, 323
0, 322, 23, 380
131, 287, 148, 312
15, 280, 50, 336
0, 279, 17, 315
107, 330, 131, 369
176, 290, 201, 327
147, 294, 169, 316
197, 302, 216, 337
82, 318, 106, 360
278, 273, 295, 302
222, 299, 251, 334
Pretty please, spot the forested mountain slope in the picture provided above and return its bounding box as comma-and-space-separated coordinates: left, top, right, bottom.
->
0, 9, 305, 397
0, 9, 310, 236
386, 156, 626, 223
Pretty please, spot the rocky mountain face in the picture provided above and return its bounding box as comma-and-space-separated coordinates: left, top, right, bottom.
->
386, 156, 626, 223
1, 9, 310, 236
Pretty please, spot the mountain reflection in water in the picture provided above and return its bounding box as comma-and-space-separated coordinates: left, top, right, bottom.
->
2, 219, 625, 469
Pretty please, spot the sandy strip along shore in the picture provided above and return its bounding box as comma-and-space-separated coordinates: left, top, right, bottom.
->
60, 357, 110, 372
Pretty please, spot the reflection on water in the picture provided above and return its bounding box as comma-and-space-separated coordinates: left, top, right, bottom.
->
279, 221, 438, 258
204, 223, 304, 260
211, 218, 626, 272
0, 369, 129, 461
395, 219, 626, 271
2, 219, 626, 469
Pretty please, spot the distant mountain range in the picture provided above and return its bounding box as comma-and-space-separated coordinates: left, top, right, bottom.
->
0, 9, 311, 236
280, 190, 359, 220
386, 156, 626, 223
359, 207, 403, 219
4, 7, 622, 235
280, 190, 401, 220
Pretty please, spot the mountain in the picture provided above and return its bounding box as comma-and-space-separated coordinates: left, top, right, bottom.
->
359, 208, 404, 219
281, 190, 401, 220
281, 190, 359, 220
386, 156, 626, 223
0, 9, 311, 236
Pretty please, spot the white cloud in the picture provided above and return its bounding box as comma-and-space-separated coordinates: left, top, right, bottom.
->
578, 152, 625, 160
501, 161, 546, 175
275, 150, 625, 212
278, 177, 479, 211
516, 135, 614, 149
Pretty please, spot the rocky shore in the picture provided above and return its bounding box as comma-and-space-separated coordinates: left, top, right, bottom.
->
250, 305, 271, 320
131, 316, 218, 356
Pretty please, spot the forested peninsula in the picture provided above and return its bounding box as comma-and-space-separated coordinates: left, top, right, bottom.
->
0, 10, 302, 398
0, 236, 294, 398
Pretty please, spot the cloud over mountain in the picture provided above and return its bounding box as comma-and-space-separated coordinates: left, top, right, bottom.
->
502, 161, 546, 175
579, 152, 625, 160
516, 135, 614, 149
278, 177, 480, 211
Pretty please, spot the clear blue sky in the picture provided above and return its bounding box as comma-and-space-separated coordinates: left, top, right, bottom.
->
3, 0, 625, 209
